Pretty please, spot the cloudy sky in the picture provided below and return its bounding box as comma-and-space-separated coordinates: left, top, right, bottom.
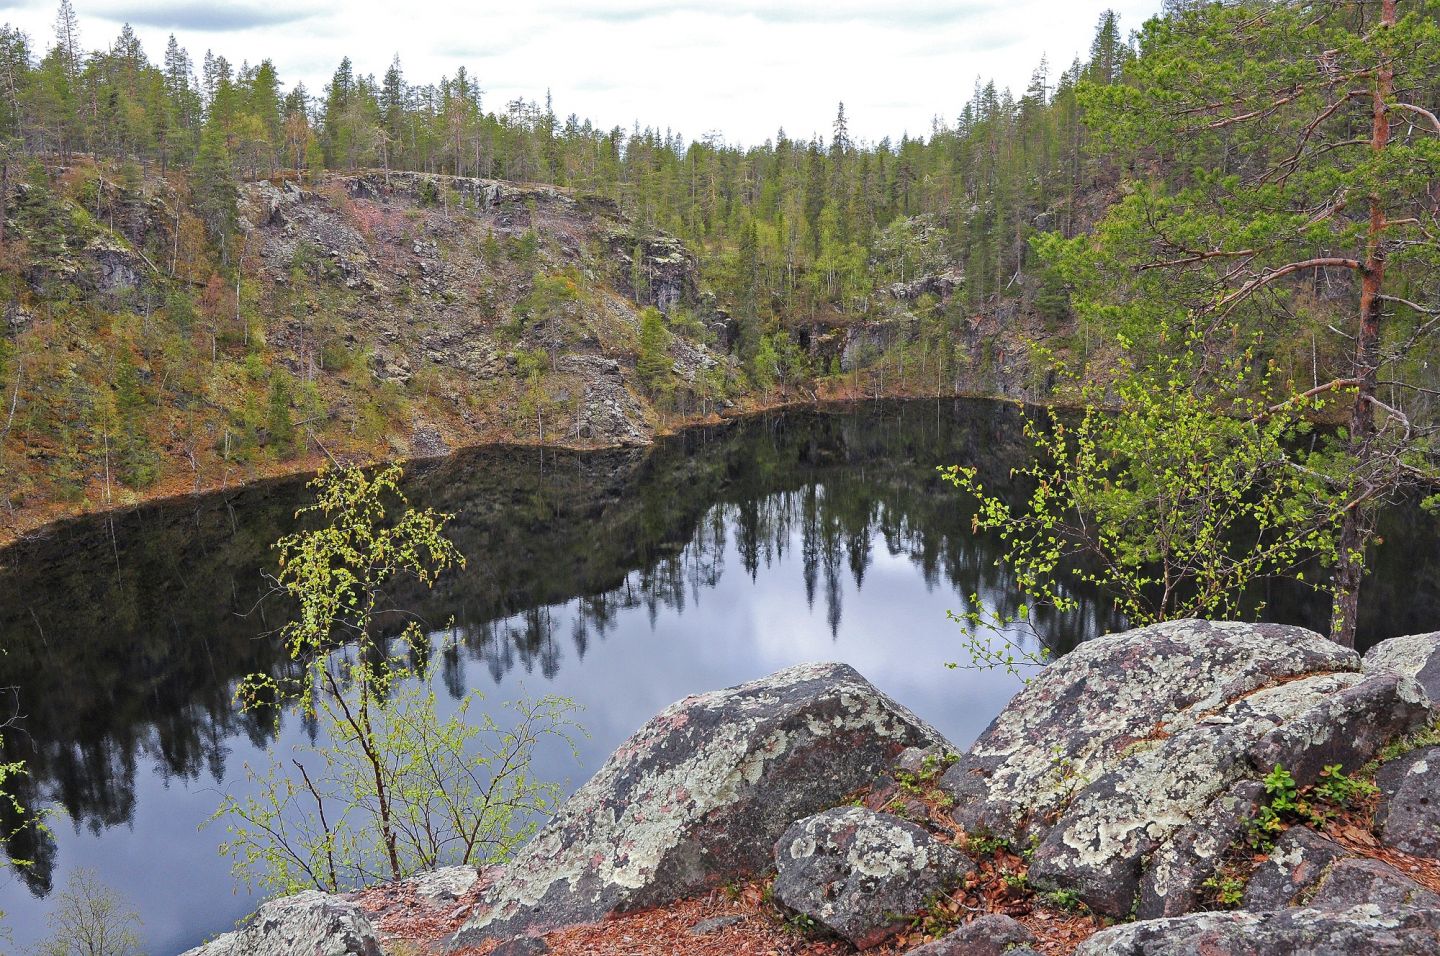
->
1, 0, 1164, 145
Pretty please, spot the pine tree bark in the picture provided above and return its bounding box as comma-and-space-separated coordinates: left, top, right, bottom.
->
1330, 0, 1396, 648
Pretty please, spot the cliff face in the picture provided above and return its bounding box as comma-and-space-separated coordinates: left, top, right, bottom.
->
0, 166, 745, 541
238, 170, 734, 446
0, 163, 1055, 543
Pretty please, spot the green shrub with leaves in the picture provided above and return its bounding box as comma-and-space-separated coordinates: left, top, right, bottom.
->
1313, 763, 1377, 810
213, 463, 582, 893
1252, 765, 1308, 843
943, 328, 1348, 676
1202, 870, 1247, 909
1, 685, 48, 940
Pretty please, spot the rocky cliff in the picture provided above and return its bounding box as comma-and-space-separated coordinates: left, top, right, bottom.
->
0, 163, 1047, 545
0, 165, 739, 542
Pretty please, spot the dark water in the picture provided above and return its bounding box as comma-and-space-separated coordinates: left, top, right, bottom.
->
1, 399, 1437, 954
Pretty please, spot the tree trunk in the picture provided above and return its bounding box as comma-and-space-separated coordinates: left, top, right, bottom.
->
0, 151, 7, 246
1330, 0, 1395, 648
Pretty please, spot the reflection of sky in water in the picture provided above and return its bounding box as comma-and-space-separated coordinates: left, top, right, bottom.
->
1, 495, 1028, 955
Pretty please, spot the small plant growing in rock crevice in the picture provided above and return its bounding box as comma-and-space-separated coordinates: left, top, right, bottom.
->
1250, 763, 1375, 850
1313, 763, 1377, 809
1041, 886, 1085, 912
1202, 869, 1248, 909
964, 830, 1013, 857
1252, 765, 1309, 846
1375, 718, 1440, 766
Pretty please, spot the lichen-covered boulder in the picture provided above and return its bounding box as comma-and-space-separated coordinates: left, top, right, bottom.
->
1364, 632, 1440, 702
1027, 666, 1430, 916
1073, 905, 1440, 955
772, 807, 974, 950
1376, 746, 1440, 860
1246, 671, 1433, 785
449, 662, 947, 948
180, 891, 383, 956
1136, 780, 1265, 919
939, 621, 1358, 843
937, 621, 1432, 918
903, 913, 1037, 955
1243, 826, 1351, 910
393, 865, 480, 905
1308, 858, 1440, 911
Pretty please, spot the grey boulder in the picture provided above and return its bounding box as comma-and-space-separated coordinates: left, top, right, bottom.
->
1027, 668, 1428, 915
903, 913, 1037, 955
1308, 858, 1440, 911
1073, 905, 1440, 955
939, 621, 1358, 844
1365, 631, 1440, 702
1135, 780, 1265, 919
449, 662, 946, 947
935, 620, 1430, 917
1244, 826, 1440, 912
1243, 826, 1351, 910
773, 806, 974, 950
1376, 746, 1440, 860
180, 891, 383, 956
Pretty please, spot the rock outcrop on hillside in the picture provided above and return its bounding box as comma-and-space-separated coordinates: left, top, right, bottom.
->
449, 661, 945, 949
207, 623, 1440, 955
936, 620, 1432, 917
1, 165, 769, 542
238, 171, 734, 450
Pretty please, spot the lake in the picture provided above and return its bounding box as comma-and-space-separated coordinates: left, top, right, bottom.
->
1, 398, 1436, 953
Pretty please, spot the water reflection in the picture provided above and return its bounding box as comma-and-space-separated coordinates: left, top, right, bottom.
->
0, 399, 1435, 952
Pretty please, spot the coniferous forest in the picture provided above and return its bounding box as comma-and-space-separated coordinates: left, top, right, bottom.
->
0, 0, 1435, 654
3, 2, 1440, 954
0, 3, 1150, 538
0, 1, 1434, 624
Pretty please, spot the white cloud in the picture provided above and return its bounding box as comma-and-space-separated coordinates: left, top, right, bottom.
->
2, 0, 1165, 145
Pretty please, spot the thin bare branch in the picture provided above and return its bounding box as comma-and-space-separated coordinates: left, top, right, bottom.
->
1392, 101, 1440, 135
1213, 257, 1363, 314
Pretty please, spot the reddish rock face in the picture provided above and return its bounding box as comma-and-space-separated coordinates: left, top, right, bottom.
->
449, 662, 947, 950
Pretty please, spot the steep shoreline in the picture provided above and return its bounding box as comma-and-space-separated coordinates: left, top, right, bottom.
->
1, 165, 1048, 550
0, 384, 1019, 551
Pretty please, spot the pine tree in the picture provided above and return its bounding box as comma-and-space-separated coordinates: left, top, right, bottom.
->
1062, 0, 1440, 646
192, 120, 237, 253
52, 0, 80, 82
636, 307, 671, 394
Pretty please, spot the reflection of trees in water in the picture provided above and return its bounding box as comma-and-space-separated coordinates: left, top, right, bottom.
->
438, 475, 1124, 690
1, 398, 1433, 893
